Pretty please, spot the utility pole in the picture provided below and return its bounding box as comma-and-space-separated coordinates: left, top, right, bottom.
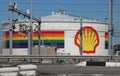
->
28, 0, 33, 56
108, 0, 113, 58
9, 3, 13, 56
80, 18, 83, 55
8, 2, 41, 56
38, 22, 41, 55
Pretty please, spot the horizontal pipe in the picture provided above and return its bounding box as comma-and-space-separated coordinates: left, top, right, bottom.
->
0, 55, 119, 59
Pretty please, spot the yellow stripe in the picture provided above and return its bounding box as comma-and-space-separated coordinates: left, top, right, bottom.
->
5, 36, 64, 40
105, 37, 108, 41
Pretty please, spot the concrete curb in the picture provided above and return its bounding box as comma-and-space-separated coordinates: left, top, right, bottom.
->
75, 61, 120, 67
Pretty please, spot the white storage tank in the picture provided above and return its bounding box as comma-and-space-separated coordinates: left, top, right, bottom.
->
2, 10, 109, 56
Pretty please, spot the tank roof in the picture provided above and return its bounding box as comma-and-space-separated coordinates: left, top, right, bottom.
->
41, 9, 108, 24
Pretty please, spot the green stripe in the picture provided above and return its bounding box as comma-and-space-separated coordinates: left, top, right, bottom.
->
5, 40, 28, 43
105, 41, 108, 44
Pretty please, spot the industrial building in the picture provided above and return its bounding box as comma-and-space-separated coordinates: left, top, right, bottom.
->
2, 9, 109, 56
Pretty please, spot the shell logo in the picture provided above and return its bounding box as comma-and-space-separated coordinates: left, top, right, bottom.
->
74, 26, 99, 54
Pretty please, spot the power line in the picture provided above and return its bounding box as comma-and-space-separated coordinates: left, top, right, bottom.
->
0, 2, 120, 5
1, 9, 120, 13
0, 9, 120, 15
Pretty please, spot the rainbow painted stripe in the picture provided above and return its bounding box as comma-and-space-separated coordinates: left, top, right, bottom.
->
105, 32, 108, 49
4, 31, 64, 48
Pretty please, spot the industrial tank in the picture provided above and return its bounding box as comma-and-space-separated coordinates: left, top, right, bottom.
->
2, 10, 109, 56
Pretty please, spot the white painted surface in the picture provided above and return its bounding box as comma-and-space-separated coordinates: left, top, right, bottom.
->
2, 12, 109, 56
0, 64, 37, 76
116, 62, 120, 67
18, 64, 37, 70
19, 70, 36, 76
75, 61, 86, 66
0, 67, 19, 76
106, 62, 117, 67
0, 67, 19, 72
18, 64, 37, 76
0, 72, 18, 76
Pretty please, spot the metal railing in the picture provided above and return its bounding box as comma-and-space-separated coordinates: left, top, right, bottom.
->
0, 55, 119, 60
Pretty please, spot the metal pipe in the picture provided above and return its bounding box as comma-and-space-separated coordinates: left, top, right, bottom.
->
30, 0, 33, 55
108, 0, 113, 57
27, 0, 33, 63
80, 18, 83, 55
9, 3, 13, 55
28, 0, 33, 56
38, 22, 41, 55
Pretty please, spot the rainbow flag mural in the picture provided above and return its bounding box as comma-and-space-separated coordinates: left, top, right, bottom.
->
4, 31, 64, 48
105, 32, 108, 49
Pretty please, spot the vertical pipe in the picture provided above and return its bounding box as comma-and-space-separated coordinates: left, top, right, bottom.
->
28, 25, 30, 54
1, 22, 3, 54
80, 18, 83, 55
28, 0, 32, 63
9, 5, 13, 56
108, 0, 113, 57
28, 0, 32, 56
30, 0, 33, 55
38, 22, 41, 55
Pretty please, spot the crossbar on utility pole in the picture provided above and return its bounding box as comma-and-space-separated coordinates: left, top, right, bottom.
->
8, 3, 41, 23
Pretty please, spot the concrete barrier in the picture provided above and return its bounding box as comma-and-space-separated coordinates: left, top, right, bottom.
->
17, 64, 37, 70
106, 62, 116, 67
18, 70, 36, 76
0, 67, 19, 76
17, 64, 37, 76
0, 72, 18, 76
0, 64, 37, 76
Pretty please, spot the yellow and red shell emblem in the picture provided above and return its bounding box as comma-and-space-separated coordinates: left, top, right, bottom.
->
74, 26, 99, 54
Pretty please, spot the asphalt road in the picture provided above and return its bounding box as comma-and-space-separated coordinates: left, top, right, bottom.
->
37, 64, 120, 75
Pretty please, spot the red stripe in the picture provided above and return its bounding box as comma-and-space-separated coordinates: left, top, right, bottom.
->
41, 31, 64, 34
105, 32, 108, 36
4, 31, 64, 37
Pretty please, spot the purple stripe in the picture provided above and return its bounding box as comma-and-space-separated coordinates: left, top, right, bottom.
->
57, 45, 64, 48
105, 44, 108, 49
5, 45, 64, 48
13, 45, 28, 48
5, 44, 64, 48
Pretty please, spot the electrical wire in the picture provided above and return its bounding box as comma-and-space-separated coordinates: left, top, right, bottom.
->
0, 2, 120, 5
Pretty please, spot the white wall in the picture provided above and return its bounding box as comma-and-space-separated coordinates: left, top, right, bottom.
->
2, 19, 109, 56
